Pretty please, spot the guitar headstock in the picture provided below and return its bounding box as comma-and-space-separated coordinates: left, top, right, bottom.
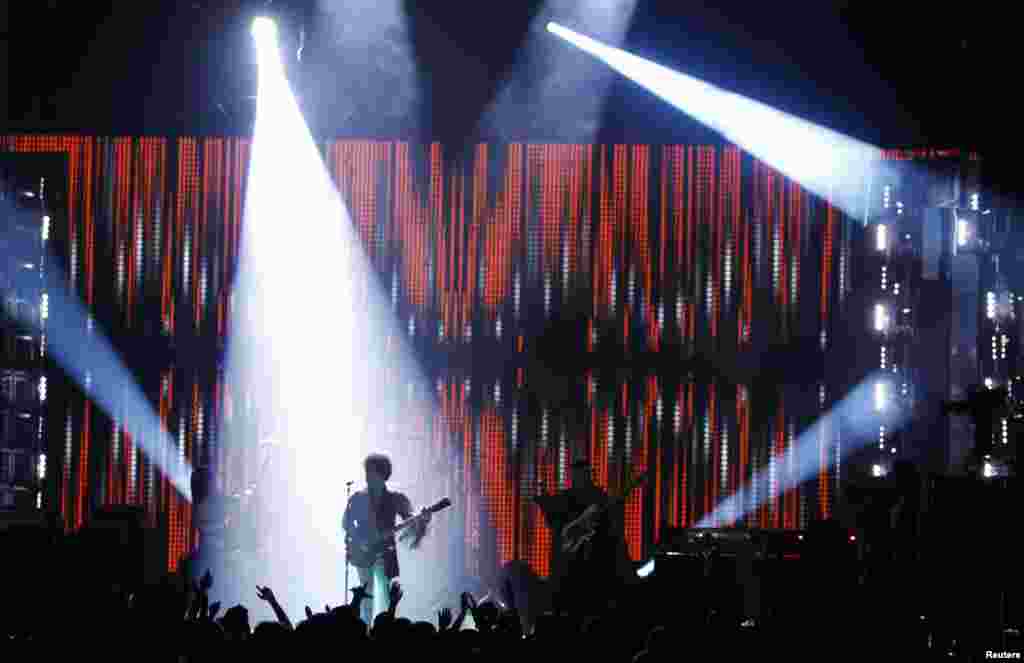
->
426, 497, 452, 513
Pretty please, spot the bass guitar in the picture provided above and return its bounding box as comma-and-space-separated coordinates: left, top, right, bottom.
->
345, 497, 451, 568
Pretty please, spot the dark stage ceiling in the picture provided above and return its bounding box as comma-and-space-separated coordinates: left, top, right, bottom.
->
1, 2, 1016, 173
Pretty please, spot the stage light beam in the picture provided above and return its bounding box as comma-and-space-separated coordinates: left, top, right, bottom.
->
697, 372, 909, 527
546, 22, 886, 218
1, 225, 191, 499
223, 17, 455, 622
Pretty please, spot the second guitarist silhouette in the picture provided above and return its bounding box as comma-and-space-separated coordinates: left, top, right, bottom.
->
533, 457, 636, 620
342, 453, 430, 624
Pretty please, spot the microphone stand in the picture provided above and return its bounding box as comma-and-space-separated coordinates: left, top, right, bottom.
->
344, 480, 353, 605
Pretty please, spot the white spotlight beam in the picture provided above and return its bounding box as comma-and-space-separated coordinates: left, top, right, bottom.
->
547, 22, 885, 218
231, 17, 446, 619
697, 372, 909, 528
3, 231, 191, 498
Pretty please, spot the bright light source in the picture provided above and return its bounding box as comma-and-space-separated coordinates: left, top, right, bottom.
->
874, 382, 887, 411
876, 224, 888, 251
957, 220, 969, 247
637, 558, 655, 578
970, 193, 980, 211
983, 462, 996, 478
874, 304, 889, 332
985, 377, 994, 389
987, 292, 996, 319
872, 464, 884, 477
251, 16, 278, 42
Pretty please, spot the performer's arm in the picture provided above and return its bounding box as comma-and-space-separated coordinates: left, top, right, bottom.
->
397, 493, 430, 549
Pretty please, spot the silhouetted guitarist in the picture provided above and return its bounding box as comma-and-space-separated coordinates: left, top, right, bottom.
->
342, 453, 430, 624
534, 458, 639, 619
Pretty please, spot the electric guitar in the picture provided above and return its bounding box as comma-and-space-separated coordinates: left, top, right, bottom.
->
561, 470, 652, 554
345, 497, 451, 568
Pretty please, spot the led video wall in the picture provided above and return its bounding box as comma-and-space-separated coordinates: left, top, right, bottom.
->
3, 135, 936, 579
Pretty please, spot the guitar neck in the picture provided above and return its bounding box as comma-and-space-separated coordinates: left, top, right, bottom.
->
356, 499, 449, 545
376, 510, 430, 540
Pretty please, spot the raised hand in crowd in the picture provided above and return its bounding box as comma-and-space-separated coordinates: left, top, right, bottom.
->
351, 582, 372, 602
449, 591, 473, 632
188, 570, 213, 622
437, 607, 453, 632
200, 569, 213, 591
256, 585, 293, 630
350, 582, 372, 617
255, 585, 276, 604
387, 581, 404, 616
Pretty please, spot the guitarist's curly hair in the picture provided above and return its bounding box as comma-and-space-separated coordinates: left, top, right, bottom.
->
364, 453, 393, 481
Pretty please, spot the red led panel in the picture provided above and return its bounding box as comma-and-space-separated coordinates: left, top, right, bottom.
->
737, 385, 751, 526
788, 181, 803, 314
772, 404, 785, 528
2, 134, 960, 576
479, 408, 514, 565
819, 409, 832, 521
648, 377, 661, 547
